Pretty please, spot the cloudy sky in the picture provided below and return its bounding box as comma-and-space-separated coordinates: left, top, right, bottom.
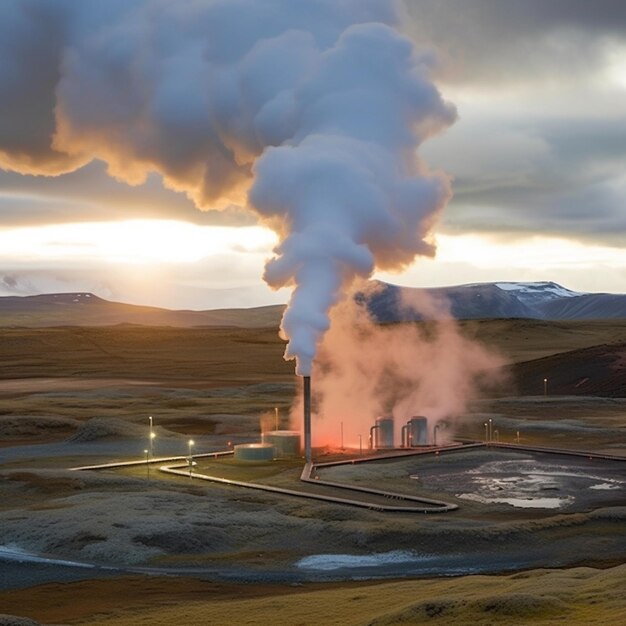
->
0, 0, 624, 309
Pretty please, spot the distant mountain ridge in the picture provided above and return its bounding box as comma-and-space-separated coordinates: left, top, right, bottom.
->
0, 281, 624, 327
0, 292, 285, 328
363, 281, 626, 322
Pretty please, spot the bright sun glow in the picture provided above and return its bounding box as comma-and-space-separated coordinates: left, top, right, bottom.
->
2, 221, 625, 301
376, 233, 626, 292
437, 235, 626, 270
0, 219, 278, 264
436, 234, 626, 270
606, 45, 626, 90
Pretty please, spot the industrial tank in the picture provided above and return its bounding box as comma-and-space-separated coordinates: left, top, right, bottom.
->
408, 416, 428, 446
233, 443, 275, 462
263, 430, 301, 458
370, 416, 394, 449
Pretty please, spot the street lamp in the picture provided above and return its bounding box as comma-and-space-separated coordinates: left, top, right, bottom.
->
494, 429, 499, 443
148, 416, 154, 460
274, 407, 279, 431
516, 430, 520, 444
488, 418, 493, 442
484, 422, 489, 444
188, 439, 195, 478
144, 449, 149, 480
543, 378, 548, 396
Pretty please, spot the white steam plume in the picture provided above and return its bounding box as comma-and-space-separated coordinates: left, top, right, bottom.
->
0, 0, 456, 374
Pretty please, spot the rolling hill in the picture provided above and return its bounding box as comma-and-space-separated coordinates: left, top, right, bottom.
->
0, 281, 623, 329
0, 292, 285, 328
510, 341, 626, 397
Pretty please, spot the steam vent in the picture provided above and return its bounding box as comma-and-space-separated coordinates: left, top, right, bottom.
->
303, 376, 312, 463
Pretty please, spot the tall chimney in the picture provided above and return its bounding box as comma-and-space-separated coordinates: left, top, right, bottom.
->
303, 375, 311, 464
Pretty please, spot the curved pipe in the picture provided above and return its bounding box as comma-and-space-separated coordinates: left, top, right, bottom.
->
369, 424, 379, 449
401, 424, 409, 448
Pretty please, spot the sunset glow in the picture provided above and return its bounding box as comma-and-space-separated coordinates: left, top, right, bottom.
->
0, 220, 278, 265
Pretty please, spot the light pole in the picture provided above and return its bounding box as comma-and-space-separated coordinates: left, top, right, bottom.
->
543, 378, 548, 396
144, 449, 149, 480
484, 422, 489, 444
434, 424, 440, 447
148, 416, 154, 460
494, 429, 499, 443
274, 407, 279, 431
188, 439, 195, 478
488, 418, 493, 443
516, 430, 520, 444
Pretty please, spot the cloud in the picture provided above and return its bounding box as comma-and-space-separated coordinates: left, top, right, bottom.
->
0, 161, 257, 227
423, 107, 626, 246
403, 0, 626, 84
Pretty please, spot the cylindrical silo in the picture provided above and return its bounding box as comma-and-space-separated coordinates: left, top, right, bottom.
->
263, 430, 301, 458
408, 416, 428, 446
373, 416, 394, 449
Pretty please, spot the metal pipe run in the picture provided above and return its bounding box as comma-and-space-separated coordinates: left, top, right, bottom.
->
369, 424, 379, 449
401, 424, 409, 448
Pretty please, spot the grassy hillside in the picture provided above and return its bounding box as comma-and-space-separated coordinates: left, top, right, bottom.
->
458, 318, 626, 363
512, 342, 626, 397
1, 564, 623, 625
0, 320, 625, 395
0, 326, 293, 385
0, 293, 284, 328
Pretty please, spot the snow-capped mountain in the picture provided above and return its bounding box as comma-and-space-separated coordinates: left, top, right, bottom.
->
364, 281, 625, 322
493, 281, 582, 305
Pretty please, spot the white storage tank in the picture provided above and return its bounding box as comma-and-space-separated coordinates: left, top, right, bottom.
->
263, 430, 301, 458
233, 443, 275, 462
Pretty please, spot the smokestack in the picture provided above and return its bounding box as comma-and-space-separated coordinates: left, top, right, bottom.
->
303, 375, 311, 464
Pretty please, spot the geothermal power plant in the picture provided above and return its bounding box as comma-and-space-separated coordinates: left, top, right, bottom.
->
234, 377, 437, 463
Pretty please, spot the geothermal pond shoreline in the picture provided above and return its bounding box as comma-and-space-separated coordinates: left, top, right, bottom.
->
0, 543, 615, 592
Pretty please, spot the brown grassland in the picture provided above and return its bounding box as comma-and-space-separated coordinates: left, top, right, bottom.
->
0, 320, 624, 625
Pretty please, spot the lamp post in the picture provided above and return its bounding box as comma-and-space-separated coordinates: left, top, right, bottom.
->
148, 416, 154, 460
274, 407, 279, 431
484, 422, 489, 444
494, 429, 499, 443
516, 430, 520, 444
488, 418, 493, 442
188, 439, 194, 478
144, 449, 149, 480
543, 378, 548, 396
434, 424, 440, 447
